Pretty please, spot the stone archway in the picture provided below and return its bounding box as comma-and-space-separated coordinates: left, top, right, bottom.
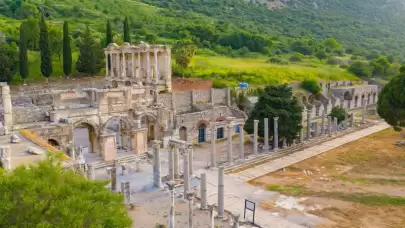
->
343, 91, 352, 109
361, 94, 365, 106
354, 95, 359, 108
367, 93, 371, 105
196, 120, 209, 143
73, 120, 100, 154
103, 116, 132, 150
48, 139, 60, 149
140, 114, 157, 142
179, 126, 187, 141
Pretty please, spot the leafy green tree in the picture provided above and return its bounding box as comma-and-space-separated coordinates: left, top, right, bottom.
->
324, 38, 342, 50
21, 17, 39, 50
301, 79, 322, 95
63, 21, 72, 78
49, 25, 63, 60
370, 56, 391, 76
315, 50, 328, 62
172, 39, 197, 69
348, 61, 373, 78
0, 43, 17, 83
123, 16, 131, 43
377, 71, 405, 131
0, 153, 132, 227
38, 14, 52, 83
76, 26, 104, 75
328, 106, 347, 123
19, 23, 28, 84
244, 84, 303, 144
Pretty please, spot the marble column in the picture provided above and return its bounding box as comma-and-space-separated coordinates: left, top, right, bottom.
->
167, 181, 175, 228
253, 120, 259, 155
218, 166, 225, 218
183, 150, 190, 199
210, 125, 216, 167
327, 116, 332, 137
0, 146, 11, 170
146, 51, 151, 82
321, 109, 326, 135
168, 146, 174, 181
137, 52, 141, 83
105, 52, 109, 77
306, 106, 312, 140
131, 52, 135, 78
116, 53, 120, 78
273, 117, 279, 151
362, 99, 367, 124
121, 181, 131, 204
122, 52, 126, 77
239, 124, 244, 160
110, 166, 117, 191
154, 50, 159, 82
86, 164, 95, 180
188, 145, 194, 176
227, 124, 233, 164
152, 140, 163, 188
174, 147, 180, 179
208, 205, 215, 228
263, 118, 269, 151
334, 117, 338, 133
186, 191, 194, 228
200, 173, 207, 210
314, 122, 319, 138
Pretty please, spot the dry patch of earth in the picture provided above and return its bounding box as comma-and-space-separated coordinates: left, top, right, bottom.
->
249, 128, 405, 228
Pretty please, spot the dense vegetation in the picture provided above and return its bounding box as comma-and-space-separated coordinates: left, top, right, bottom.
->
0, 0, 404, 85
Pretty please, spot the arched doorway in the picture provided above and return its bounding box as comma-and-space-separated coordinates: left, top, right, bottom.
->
179, 126, 187, 141
354, 95, 358, 108
141, 115, 156, 142
73, 122, 98, 154
198, 123, 206, 143
344, 91, 352, 109
361, 94, 365, 106
48, 139, 60, 149
217, 127, 224, 139
367, 93, 371, 105
103, 117, 132, 150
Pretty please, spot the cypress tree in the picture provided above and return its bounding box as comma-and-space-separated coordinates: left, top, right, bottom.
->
123, 16, 130, 43
38, 14, 52, 83
19, 23, 28, 85
106, 20, 112, 70
62, 21, 72, 79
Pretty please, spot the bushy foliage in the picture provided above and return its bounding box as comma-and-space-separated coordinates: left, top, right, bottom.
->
0, 154, 132, 227
0, 42, 18, 82
301, 79, 322, 95
348, 61, 373, 78
244, 84, 303, 144
76, 26, 104, 75
289, 53, 303, 62
328, 106, 347, 124
172, 39, 196, 69
377, 72, 405, 131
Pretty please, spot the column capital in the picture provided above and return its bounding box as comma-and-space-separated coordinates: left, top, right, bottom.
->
151, 140, 162, 149
254, 120, 259, 124
273, 117, 279, 121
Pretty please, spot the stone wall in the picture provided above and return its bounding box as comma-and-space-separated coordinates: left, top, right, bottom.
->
194, 90, 210, 104
12, 106, 53, 124
0, 94, 53, 107
213, 89, 227, 105
159, 93, 172, 109
174, 91, 192, 113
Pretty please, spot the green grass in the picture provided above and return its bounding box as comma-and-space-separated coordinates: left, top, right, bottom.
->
338, 176, 405, 186
268, 184, 405, 206
181, 55, 359, 87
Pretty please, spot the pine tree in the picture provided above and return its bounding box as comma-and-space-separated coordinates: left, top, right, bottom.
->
19, 23, 28, 85
123, 16, 130, 43
76, 26, 103, 75
38, 14, 52, 83
62, 21, 72, 79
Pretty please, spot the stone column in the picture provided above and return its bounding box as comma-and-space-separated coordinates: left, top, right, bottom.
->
121, 181, 131, 204
334, 117, 338, 133
327, 116, 332, 137
136, 52, 141, 83
239, 123, 245, 160
321, 109, 326, 135
253, 120, 259, 155
121, 52, 126, 77
0, 146, 11, 170
263, 118, 269, 151
167, 181, 175, 228
105, 52, 109, 77
146, 50, 151, 83
110, 166, 117, 191
174, 147, 180, 179
200, 173, 207, 210
186, 191, 194, 228
233, 214, 240, 228
131, 52, 135, 78
152, 140, 163, 188
273, 117, 279, 151
188, 145, 194, 176
208, 205, 215, 228
362, 99, 367, 124
314, 122, 319, 138
110, 53, 115, 77
183, 150, 190, 199
210, 125, 216, 167
168, 146, 174, 181
227, 123, 233, 164
116, 52, 120, 77
86, 164, 95, 180
1, 84, 13, 130
306, 106, 312, 140
154, 50, 159, 82
218, 166, 225, 218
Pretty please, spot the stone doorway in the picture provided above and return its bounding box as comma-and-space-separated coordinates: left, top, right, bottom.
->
104, 117, 132, 151
73, 122, 98, 154
179, 126, 187, 141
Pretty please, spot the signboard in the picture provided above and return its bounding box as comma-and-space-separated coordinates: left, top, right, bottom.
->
244, 199, 256, 224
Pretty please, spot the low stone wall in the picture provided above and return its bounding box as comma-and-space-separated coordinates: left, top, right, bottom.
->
12, 106, 53, 124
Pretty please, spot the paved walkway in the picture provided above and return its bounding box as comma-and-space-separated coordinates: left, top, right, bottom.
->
231, 121, 390, 182
195, 121, 390, 228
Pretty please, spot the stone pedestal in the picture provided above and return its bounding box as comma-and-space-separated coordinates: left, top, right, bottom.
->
131, 128, 148, 155
100, 132, 117, 162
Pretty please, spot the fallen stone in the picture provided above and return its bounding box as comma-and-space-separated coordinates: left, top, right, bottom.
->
10, 134, 21, 143
27, 146, 43, 155
395, 140, 405, 146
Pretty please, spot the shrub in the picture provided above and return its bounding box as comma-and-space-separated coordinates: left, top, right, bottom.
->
289, 53, 303, 62
328, 106, 347, 123
348, 61, 373, 78
301, 79, 322, 95
327, 57, 341, 65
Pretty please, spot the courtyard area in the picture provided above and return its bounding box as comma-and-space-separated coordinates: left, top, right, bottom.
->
249, 128, 405, 228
